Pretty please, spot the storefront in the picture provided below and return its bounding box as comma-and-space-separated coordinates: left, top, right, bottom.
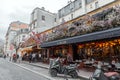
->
41, 27, 120, 62
20, 46, 33, 60
21, 46, 33, 55
48, 45, 72, 58
77, 38, 120, 62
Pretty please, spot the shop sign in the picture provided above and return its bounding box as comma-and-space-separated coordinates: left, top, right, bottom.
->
57, 40, 67, 45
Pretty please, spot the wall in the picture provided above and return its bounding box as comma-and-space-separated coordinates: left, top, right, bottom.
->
30, 8, 57, 34
86, 0, 115, 13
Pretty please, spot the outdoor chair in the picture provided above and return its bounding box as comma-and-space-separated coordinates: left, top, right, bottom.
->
115, 63, 120, 73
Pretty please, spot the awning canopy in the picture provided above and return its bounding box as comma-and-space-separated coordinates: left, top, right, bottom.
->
21, 46, 33, 52
41, 27, 120, 48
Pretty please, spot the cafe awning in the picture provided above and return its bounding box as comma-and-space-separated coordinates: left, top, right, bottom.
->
41, 27, 120, 48
21, 46, 33, 52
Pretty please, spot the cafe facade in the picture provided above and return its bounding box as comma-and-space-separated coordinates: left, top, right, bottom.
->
40, 1, 120, 62
41, 27, 120, 62
20, 0, 120, 63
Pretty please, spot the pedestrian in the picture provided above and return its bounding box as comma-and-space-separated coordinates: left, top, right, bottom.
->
39, 53, 41, 62
9, 55, 12, 61
18, 54, 22, 63
17, 54, 19, 59
63, 53, 67, 65
3, 54, 6, 59
35, 53, 39, 62
32, 52, 36, 62
13, 53, 17, 62
29, 53, 32, 63
67, 54, 73, 64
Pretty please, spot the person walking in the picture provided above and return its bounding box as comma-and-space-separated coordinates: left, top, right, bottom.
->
3, 54, 6, 59
39, 53, 41, 62
12, 53, 17, 62
9, 54, 12, 61
32, 52, 36, 62
18, 54, 22, 63
29, 53, 32, 63
67, 54, 73, 64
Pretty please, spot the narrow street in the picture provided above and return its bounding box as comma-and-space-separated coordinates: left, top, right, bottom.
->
0, 58, 50, 80
0, 58, 88, 80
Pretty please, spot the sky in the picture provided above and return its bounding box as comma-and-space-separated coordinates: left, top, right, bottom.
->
0, 0, 72, 40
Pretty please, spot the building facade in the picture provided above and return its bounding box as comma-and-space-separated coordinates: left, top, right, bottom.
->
20, 0, 120, 63
40, 0, 120, 62
58, 0, 116, 23
21, 7, 58, 56
14, 28, 29, 47
29, 7, 57, 34
5, 21, 29, 56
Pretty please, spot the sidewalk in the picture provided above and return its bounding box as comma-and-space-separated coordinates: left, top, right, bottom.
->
22, 61, 93, 79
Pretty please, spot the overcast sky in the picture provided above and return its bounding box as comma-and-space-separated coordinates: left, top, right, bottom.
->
0, 0, 72, 40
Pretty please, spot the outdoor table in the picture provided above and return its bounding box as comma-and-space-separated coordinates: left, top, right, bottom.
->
84, 61, 93, 67
84, 61, 94, 66
73, 60, 82, 64
84, 61, 94, 71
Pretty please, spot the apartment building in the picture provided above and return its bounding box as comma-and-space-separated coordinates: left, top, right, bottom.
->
29, 7, 57, 34
5, 21, 29, 55
58, 0, 116, 23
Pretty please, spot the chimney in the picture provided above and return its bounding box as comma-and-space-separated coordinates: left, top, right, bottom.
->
41, 7, 45, 10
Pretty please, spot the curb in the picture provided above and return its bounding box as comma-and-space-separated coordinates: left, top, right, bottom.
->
28, 62, 89, 80
30, 63, 49, 69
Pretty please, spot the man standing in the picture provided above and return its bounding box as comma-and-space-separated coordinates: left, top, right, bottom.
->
32, 52, 36, 62
29, 53, 32, 63
67, 54, 73, 64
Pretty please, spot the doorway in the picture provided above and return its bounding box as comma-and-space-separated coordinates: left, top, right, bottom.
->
72, 44, 79, 61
